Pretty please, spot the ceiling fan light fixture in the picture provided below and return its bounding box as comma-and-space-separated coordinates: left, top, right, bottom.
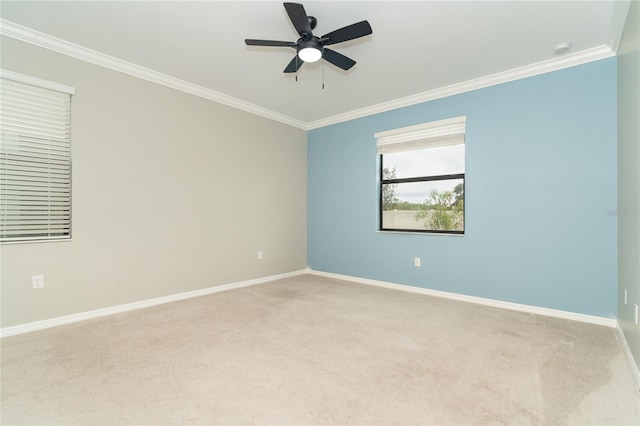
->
298, 39, 322, 62
298, 47, 322, 62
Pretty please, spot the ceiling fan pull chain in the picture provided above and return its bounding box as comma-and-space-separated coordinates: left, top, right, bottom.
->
322, 60, 325, 90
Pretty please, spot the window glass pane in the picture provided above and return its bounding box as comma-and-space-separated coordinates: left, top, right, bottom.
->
381, 179, 464, 232
382, 144, 464, 179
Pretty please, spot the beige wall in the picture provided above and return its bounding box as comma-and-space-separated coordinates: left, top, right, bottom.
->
617, 1, 640, 374
0, 37, 307, 328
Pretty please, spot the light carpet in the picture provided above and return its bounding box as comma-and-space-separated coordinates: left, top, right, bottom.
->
1, 274, 639, 425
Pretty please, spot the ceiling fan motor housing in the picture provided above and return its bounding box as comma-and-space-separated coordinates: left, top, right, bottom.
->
298, 38, 323, 54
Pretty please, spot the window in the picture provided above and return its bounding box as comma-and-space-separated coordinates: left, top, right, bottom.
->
377, 116, 466, 234
0, 70, 74, 242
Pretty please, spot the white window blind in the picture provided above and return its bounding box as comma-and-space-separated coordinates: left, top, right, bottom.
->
1, 71, 74, 242
375, 115, 466, 155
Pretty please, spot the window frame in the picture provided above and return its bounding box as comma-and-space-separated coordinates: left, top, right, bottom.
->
0, 70, 74, 244
376, 116, 466, 235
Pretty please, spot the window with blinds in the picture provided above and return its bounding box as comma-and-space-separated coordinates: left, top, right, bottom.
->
376, 116, 466, 234
1, 71, 74, 242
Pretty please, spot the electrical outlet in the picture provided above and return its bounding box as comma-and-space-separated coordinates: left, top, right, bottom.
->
635, 304, 639, 325
624, 289, 627, 305
257, 251, 263, 260
414, 257, 421, 267
32, 274, 44, 289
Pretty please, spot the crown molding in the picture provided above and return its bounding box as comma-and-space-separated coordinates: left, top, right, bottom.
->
608, 0, 632, 54
1, 19, 616, 132
0, 19, 307, 130
305, 45, 615, 130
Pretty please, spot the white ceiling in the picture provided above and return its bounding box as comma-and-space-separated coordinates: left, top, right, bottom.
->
0, 1, 629, 129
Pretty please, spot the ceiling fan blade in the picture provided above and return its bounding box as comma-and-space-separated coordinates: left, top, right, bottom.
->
284, 2, 312, 36
322, 20, 372, 46
245, 39, 297, 47
323, 48, 356, 70
283, 56, 304, 73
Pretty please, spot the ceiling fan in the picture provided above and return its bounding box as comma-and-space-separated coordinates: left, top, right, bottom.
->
245, 2, 373, 74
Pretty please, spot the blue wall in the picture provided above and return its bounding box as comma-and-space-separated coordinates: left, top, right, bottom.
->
308, 58, 617, 318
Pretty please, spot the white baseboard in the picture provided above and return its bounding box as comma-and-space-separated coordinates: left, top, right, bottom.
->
2, 268, 619, 338
307, 269, 617, 328
0, 269, 307, 338
616, 324, 640, 391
